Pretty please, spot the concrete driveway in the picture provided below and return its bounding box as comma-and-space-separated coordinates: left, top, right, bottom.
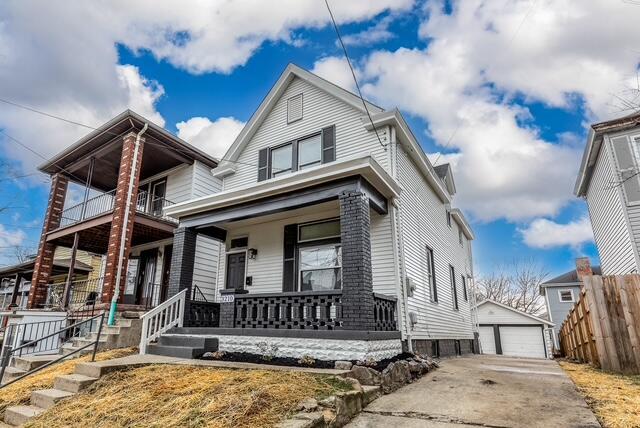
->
348, 355, 600, 428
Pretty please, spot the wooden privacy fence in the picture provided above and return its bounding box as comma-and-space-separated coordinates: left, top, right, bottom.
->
559, 274, 640, 374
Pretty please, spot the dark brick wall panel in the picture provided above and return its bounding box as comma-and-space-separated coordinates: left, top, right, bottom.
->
339, 191, 375, 330
168, 227, 198, 298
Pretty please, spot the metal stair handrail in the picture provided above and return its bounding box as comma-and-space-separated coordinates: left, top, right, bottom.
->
139, 289, 186, 354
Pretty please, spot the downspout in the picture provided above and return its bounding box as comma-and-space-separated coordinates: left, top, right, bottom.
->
388, 125, 413, 353
108, 123, 148, 326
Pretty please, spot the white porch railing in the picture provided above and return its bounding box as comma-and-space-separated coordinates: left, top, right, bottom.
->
139, 289, 186, 354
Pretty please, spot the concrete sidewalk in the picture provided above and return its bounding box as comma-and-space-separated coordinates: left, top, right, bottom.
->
347, 355, 600, 428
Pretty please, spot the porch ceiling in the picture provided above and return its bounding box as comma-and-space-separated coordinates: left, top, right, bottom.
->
47, 214, 175, 254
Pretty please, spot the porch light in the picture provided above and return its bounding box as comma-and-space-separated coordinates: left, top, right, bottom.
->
248, 248, 258, 260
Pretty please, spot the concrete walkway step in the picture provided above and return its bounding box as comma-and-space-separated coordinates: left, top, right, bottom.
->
53, 373, 98, 393
1, 366, 26, 383
147, 344, 207, 359
31, 388, 75, 409
4, 405, 44, 426
12, 355, 58, 372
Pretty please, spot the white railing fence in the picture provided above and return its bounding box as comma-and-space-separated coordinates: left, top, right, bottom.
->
139, 289, 186, 354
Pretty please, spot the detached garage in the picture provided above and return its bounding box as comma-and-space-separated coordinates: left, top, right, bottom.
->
476, 300, 554, 359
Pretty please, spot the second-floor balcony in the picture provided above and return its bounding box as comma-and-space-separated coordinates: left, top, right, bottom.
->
59, 189, 177, 230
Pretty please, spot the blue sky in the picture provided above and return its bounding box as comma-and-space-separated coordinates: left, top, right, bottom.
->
2, 0, 635, 278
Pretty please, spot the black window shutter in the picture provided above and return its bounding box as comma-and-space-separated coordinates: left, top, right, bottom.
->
258, 148, 269, 181
283, 224, 297, 292
321, 125, 336, 164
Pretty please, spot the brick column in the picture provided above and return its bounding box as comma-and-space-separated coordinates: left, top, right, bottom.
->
339, 190, 375, 330
28, 173, 68, 308
167, 227, 198, 299
218, 289, 248, 328
101, 132, 145, 304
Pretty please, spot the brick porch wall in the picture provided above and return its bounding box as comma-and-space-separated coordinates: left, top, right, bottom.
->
28, 173, 68, 308
101, 133, 145, 304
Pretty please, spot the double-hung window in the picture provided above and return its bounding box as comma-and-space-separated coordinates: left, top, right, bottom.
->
298, 219, 342, 291
461, 275, 468, 301
450, 265, 458, 310
426, 246, 437, 302
271, 143, 293, 177
298, 134, 322, 170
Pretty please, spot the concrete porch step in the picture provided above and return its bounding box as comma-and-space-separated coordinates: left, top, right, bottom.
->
53, 373, 98, 393
1, 366, 26, 383
12, 355, 59, 372
60, 342, 95, 356
31, 388, 75, 409
158, 335, 218, 349
4, 405, 44, 426
146, 344, 209, 359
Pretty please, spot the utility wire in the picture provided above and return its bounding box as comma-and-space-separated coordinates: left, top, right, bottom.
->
324, 0, 387, 150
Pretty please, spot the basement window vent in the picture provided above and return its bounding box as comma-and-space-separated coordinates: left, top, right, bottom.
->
287, 93, 303, 124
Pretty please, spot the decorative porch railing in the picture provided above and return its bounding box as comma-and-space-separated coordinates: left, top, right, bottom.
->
373, 293, 398, 332
60, 190, 116, 228
233, 290, 344, 330
45, 277, 102, 312
139, 289, 186, 354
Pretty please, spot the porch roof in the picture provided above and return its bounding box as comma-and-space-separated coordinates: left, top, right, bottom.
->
165, 156, 401, 221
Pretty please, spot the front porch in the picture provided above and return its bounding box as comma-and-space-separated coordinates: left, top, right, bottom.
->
145, 157, 404, 360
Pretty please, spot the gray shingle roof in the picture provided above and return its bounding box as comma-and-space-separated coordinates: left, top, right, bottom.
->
543, 266, 602, 285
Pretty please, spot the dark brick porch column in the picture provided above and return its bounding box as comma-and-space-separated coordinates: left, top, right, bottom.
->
339, 190, 375, 330
168, 227, 198, 299
28, 173, 68, 308
102, 132, 145, 304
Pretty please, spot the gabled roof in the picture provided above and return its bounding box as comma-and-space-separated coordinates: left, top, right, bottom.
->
434, 164, 456, 195
575, 112, 640, 196
216, 63, 383, 174
476, 299, 554, 326
541, 266, 602, 286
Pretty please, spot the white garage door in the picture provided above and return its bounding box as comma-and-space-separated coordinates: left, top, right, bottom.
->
479, 326, 496, 354
500, 326, 546, 359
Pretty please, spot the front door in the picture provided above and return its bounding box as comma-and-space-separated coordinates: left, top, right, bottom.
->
136, 249, 158, 307
160, 245, 173, 303
225, 252, 246, 290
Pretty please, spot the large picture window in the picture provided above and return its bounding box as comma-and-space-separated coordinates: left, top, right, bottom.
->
299, 244, 342, 291
297, 219, 341, 291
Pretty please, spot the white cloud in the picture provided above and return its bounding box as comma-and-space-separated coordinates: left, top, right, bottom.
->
311, 57, 357, 92
0, 0, 411, 173
341, 15, 396, 47
0, 224, 26, 248
519, 216, 594, 249
309, 0, 640, 222
176, 117, 246, 160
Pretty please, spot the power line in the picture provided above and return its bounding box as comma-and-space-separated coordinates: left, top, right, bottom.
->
324, 0, 387, 151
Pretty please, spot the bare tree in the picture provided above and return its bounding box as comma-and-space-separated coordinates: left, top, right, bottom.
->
12, 246, 35, 263
476, 259, 548, 315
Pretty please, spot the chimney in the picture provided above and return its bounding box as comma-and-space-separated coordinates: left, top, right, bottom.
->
575, 257, 593, 283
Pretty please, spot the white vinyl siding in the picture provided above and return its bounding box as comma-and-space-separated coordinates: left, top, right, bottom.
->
165, 165, 193, 204
585, 138, 637, 274
223, 76, 388, 190
395, 143, 473, 340
193, 235, 221, 301
191, 160, 222, 198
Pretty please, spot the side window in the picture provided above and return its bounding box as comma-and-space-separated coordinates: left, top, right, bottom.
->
450, 264, 458, 310
426, 246, 437, 302
461, 275, 468, 301
270, 143, 293, 177
446, 209, 452, 228
611, 135, 640, 203
558, 289, 575, 303
458, 229, 463, 245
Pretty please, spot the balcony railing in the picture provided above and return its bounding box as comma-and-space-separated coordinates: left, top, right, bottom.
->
45, 277, 102, 312
58, 189, 177, 229
373, 293, 398, 332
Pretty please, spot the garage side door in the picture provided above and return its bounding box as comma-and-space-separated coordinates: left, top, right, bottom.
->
479, 326, 496, 354
500, 326, 545, 359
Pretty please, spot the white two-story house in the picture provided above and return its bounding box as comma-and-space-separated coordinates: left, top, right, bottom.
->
150, 64, 476, 361
575, 112, 640, 274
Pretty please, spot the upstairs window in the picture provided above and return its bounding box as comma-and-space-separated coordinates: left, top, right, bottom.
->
298, 134, 322, 170
558, 289, 575, 303
459, 229, 463, 245
426, 246, 437, 302
446, 209, 452, 228
271, 143, 293, 177
461, 275, 468, 301
450, 264, 458, 310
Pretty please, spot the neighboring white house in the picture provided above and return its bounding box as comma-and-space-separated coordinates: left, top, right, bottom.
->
159, 63, 477, 360
476, 300, 553, 359
575, 112, 640, 275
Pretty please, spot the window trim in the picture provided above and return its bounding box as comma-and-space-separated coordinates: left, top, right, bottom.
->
426, 245, 438, 303
450, 264, 458, 310
558, 289, 575, 303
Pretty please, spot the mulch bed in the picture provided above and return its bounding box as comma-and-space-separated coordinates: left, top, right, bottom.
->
200, 351, 416, 371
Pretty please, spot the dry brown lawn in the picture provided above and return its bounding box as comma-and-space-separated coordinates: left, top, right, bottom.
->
0, 348, 136, 415
560, 360, 640, 428
24, 365, 351, 428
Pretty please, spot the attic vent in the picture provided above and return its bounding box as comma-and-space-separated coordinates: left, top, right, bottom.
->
287, 93, 303, 123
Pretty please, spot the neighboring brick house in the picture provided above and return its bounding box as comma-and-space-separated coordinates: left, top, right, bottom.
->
151, 64, 476, 361
18, 110, 221, 323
